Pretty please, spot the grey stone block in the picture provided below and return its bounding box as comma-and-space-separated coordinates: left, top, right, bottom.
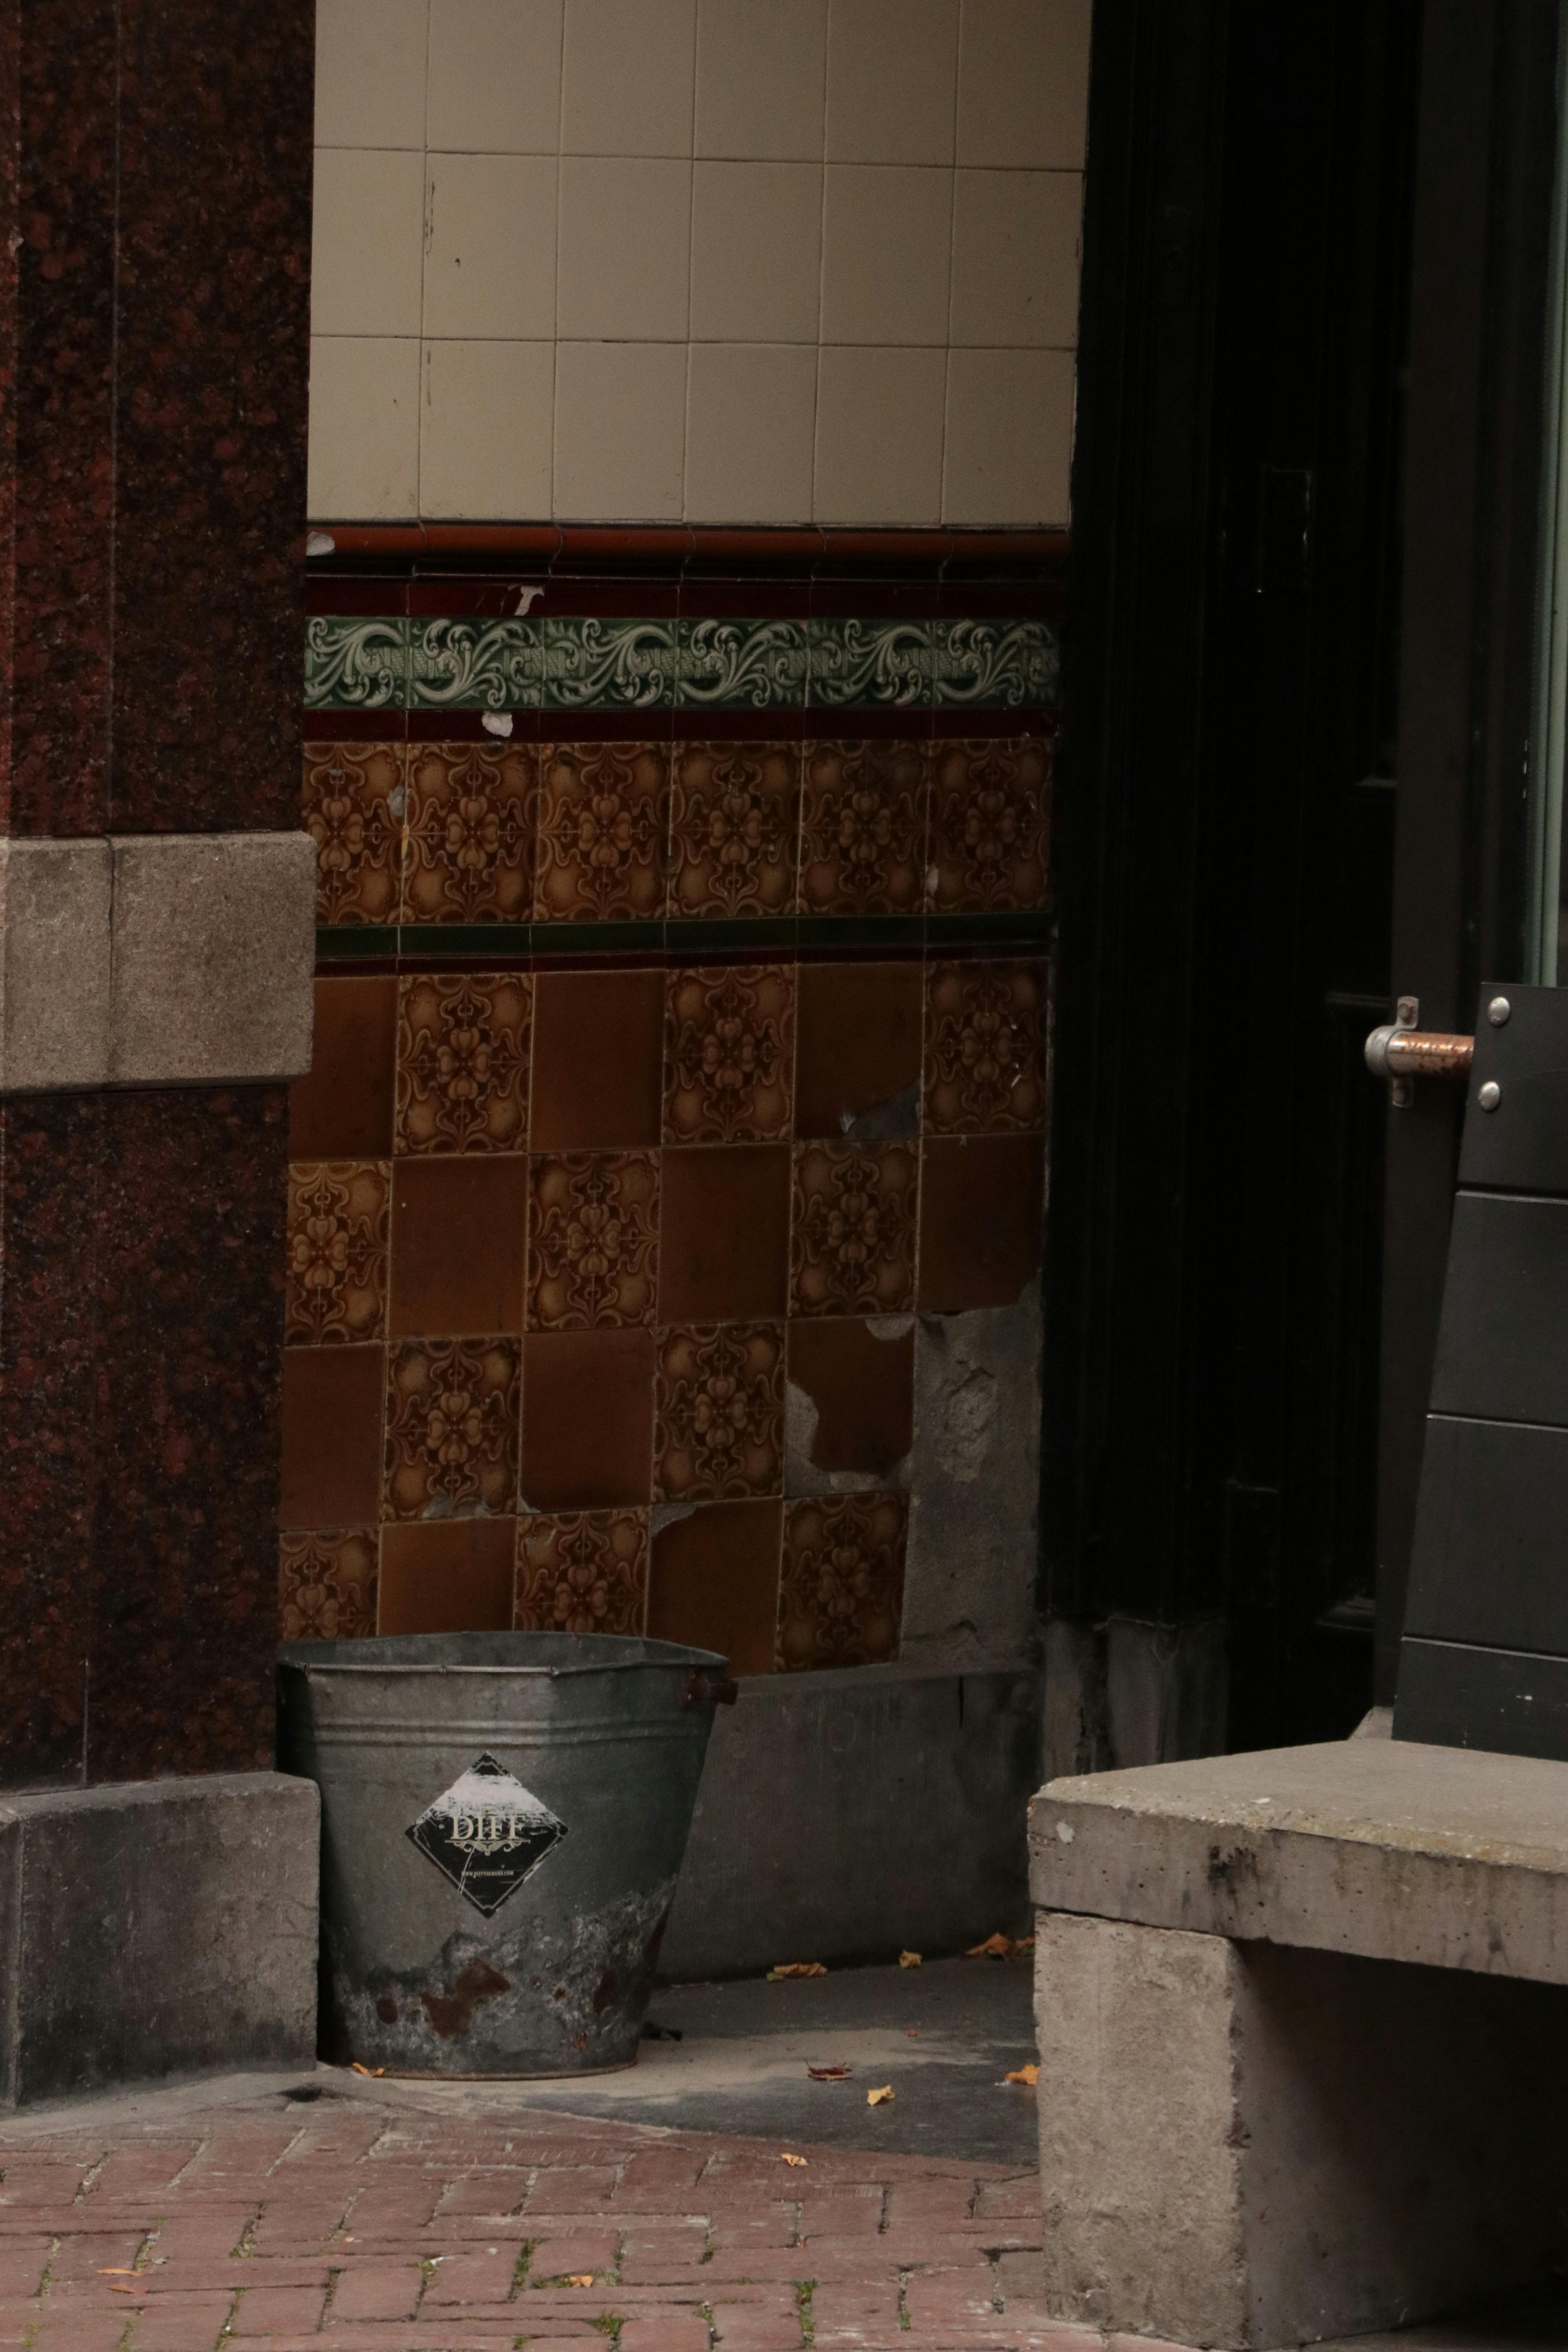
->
0, 1771, 319, 2109
661, 1664, 1039, 1980
1103, 1609, 1228, 1764
0, 835, 112, 1091
109, 832, 316, 1083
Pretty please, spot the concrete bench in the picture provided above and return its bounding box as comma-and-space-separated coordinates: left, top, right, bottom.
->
1028, 1738, 1568, 2350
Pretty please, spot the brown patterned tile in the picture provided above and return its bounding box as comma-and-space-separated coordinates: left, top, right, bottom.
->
791, 1142, 918, 1318
383, 1336, 521, 1521
794, 961, 922, 1141
535, 740, 669, 922
396, 971, 531, 1155
532, 968, 664, 1149
659, 1146, 790, 1323
404, 740, 538, 923
665, 965, 795, 1145
786, 1318, 914, 1486
279, 1528, 379, 1642
380, 1518, 516, 1634
669, 740, 799, 917
798, 739, 927, 915
389, 1158, 528, 1338
290, 976, 397, 1160
528, 1151, 660, 1330
778, 1493, 906, 1670
648, 1498, 782, 1674
515, 1510, 649, 1635
655, 1323, 785, 1503
303, 739, 405, 924
281, 1345, 385, 1531
927, 735, 1051, 910
917, 1135, 1045, 1310
521, 1329, 656, 1508
285, 1161, 389, 1346
924, 959, 1047, 1132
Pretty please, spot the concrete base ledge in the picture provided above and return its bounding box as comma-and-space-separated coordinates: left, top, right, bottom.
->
0, 1771, 319, 2109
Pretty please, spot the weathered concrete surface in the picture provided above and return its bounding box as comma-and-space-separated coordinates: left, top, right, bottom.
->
901, 1295, 1041, 1668
0, 1771, 319, 2108
0, 837, 113, 1091
661, 1664, 1038, 1980
1041, 1617, 1111, 1782
1036, 1912, 1568, 2347
1030, 1738, 1568, 1983
1103, 1610, 1227, 1764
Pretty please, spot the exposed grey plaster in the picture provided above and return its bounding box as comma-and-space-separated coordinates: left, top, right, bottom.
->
0, 837, 112, 1093
842, 1080, 918, 1142
1103, 1612, 1228, 1767
784, 1377, 913, 1498
650, 1501, 702, 1535
1042, 1617, 1112, 1782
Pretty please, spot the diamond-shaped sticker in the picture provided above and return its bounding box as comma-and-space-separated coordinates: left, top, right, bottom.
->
407, 1753, 567, 1916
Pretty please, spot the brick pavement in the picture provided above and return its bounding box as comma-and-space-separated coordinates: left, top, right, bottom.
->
0, 2083, 1194, 2352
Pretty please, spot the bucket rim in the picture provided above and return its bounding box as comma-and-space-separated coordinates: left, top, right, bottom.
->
278, 1632, 728, 1677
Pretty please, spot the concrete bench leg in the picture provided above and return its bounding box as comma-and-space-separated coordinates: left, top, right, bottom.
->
1034, 1911, 1568, 2350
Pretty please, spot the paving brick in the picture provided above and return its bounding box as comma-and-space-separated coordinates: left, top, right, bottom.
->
229, 2282, 331, 2334
619, 2315, 713, 2352
0, 2237, 49, 2296
526, 2230, 621, 2282
129, 2292, 239, 2350
524, 2165, 621, 2212
420, 2246, 520, 2303
328, 2261, 425, 2320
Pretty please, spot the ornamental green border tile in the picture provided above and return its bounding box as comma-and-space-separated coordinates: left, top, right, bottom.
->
677, 618, 809, 710
407, 618, 544, 710
304, 616, 410, 711
933, 618, 1059, 709
543, 615, 677, 710
807, 618, 933, 710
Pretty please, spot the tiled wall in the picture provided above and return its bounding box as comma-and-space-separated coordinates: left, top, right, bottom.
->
309, 0, 1088, 526
284, 568, 1055, 1670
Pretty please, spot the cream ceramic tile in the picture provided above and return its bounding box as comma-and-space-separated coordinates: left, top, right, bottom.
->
956, 0, 1092, 170
949, 169, 1081, 349
554, 341, 687, 518
424, 153, 558, 338
308, 336, 422, 520
685, 343, 816, 522
825, 0, 959, 165
557, 157, 693, 340
311, 149, 427, 337
427, 0, 564, 153
695, 0, 828, 160
820, 166, 951, 347
942, 347, 1074, 526
315, 0, 429, 148
421, 339, 555, 515
813, 346, 944, 523
561, 0, 697, 156
690, 162, 822, 344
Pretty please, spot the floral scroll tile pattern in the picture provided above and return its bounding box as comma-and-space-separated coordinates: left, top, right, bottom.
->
791, 1141, 919, 1318
807, 619, 931, 710
678, 618, 808, 711
408, 617, 544, 711
383, 1337, 520, 1521
286, 1161, 391, 1346
279, 1528, 379, 1641
395, 973, 531, 1155
924, 961, 1047, 1133
665, 964, 795, 1145
544, 617, 677, 711
932, 619, 1059, 709
528, 1151, 660, 1329
798, 740, 929, 915
928, 736, 1051, 911
535, 741, 669, 922
777, 1492, 907, 1670
654, 1323, 786, 1503
304, 616, 409, 711
303, 741, 405, 924
668, 740, 800, 918
515, 1510, 649, 1635
404, 743, 537, 923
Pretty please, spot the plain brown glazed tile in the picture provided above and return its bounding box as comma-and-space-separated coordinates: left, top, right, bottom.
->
655, 1322, 786, 1502
404, 740, 537, 922
924, 959, 1047, 1132
665, 964, 795, 1145
396, 971, 532, 1155
917, 1134, 1046, 1310
515, 1510, 649, 1635
535, 740, 669, 921
281, 1344, 386, 1530
794, 961, 922, 1140
383, 1337, 521, 1521
528, 1150, 660, 1329
286, 1160, 390, 1346
786, 1318, 914, 1483
798, 739, 928, 914
927, 735, 1051, 910
778, 1493, 906, 1670
303, 740, 405, 924
279, 1528, 379, 1641
791, 1141, 918, 1317
668, 740, 800, 917
289, 976, 398, 1159
532, 968, 664, 1149
389, 1156, 528, 1337
658, 1145, 791, 1323
379, 1517, 517, 1633
648, 1498, 784, 1675
521, 1329, 656, 1508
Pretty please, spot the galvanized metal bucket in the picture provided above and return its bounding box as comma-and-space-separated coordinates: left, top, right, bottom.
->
277, 1632, 733, 2077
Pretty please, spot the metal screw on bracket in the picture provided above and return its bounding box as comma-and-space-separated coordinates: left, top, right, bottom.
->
1478, 1080, 1502, 1111
1488, 996, 1512, 1027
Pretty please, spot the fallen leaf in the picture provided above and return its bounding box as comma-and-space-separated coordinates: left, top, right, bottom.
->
768, 1961, 827, 1980
808, 2063, 851, 2081
109, 2284, 138, 2294
564, 2274, 596, 2287
905, 2028, 920, 2038
965, 1931, 1032, 1959
98, 2270, 137, 2276
350, 2061, 387, 2077
781, 2152, 809, 2167
898, 1950, 922, 1968
867, 2085, 895, 2106
1003, 2064, 1040, 2088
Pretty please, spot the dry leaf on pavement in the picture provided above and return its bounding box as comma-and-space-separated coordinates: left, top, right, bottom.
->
898, 1950, 922, 1968
564, 2274, 596, 2287
866, 2085, 895, 2106
808, 2063, 851, 2080
1003, 2064, 1040, 2088
782, 2152, 809, 2167
965, 1932, 1034, 1959
768, 1961, 827, 1980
